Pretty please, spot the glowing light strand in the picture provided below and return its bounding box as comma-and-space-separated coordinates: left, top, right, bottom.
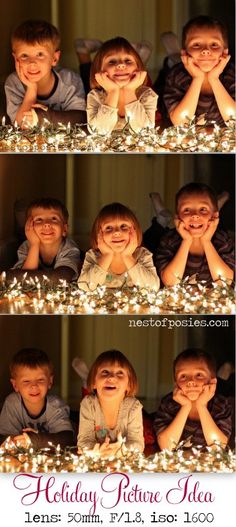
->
0, 274, 235, 314
0, 116, 235, 153
0, 439, 235, 473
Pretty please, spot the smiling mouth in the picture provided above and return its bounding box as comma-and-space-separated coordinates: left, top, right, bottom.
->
189, 223, 203, 229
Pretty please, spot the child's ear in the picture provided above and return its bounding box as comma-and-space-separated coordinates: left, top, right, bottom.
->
52, 50, 60, 66
10, 378, 18, 392
212, 211, 219, 219
211, 377, 217, 385
62, 223, 68, 237
223, 48, 229, 56
48, 374, 54, 389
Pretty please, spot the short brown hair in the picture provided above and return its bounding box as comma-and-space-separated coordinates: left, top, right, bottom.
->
173, 348, 216, 378
27, 197, 69, 223
87, 350, 138, 396
175, 183, 218, 213
90, 202, 143, 249
182, 15, 228, 48
10, 348, 53, 378
12, 19, 60, 51
90, 36, 147, 89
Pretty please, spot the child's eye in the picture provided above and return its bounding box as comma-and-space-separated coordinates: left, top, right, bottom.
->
34, 218, 43, 224
183, 209, 190, 214
199, 208, 208, 214
108, 59, 117, 65
104, 226, 113, 233
120, 224, 130, 231
37, 52, 45, 57
20, 54, 28, 60
211, 43, 220, 48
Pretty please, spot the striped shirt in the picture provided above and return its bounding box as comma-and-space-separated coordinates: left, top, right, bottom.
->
153, 392, 232, 448
155, 228, 235, 286
163, 62, 235, 126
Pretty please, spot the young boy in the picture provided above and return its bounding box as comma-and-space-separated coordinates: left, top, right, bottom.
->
163, 16, 235, 126
0, 348, 75, 448
5, 19, 86, 128
155, 182, 234, 286
154, 348, 232, 450
7, 197, 81, 283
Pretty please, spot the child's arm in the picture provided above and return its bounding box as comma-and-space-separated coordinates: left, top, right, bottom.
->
126, 399, 144, 452
168, 54, 205, 125
160, 220, 192, 286
122, 244, 160, 290
200, 218, 234, 282
195, 382, 228, 446
13, 60, 38, 127
157, 388, 192, 450
77, 397, 97, 451
207, 56, 235, 122
124, 85, 158, 131
87, 90, 119, 133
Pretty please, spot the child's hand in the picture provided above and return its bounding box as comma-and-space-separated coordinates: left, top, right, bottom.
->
97, 231, 114, 255
122, 227, 138, 256
15, 59, 38, 92
173, 385, 192, 408
95, 72, 119, 92
98, 433, 123, 458
22, 108, 39, 129
181, 52, 205, 80
22, 104, 48, 129
174, 218, 193, 242
25, 217, 40, 246
207, 54, 231, 82
200, 214, 219, 243
125, 71, 147, 91
195, 379, 217, 408
12, 432, 32, 448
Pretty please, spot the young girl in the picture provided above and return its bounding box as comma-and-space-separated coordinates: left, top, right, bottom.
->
87, 37, 158, 134
78, 202, 160, 291
77, 350, 144, 456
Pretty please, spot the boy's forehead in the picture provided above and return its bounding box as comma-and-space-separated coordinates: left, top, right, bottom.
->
185, 26, 225, 45
175, 358, 211, 375
13, 364, 50, 377
13, 39, 55, 53
177, 193, 214, 208
30, 206, 64, 219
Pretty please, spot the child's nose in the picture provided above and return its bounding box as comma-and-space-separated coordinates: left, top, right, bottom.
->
187, 379, 196, 386
191, 211, 200, 218
117, 62, 126, 69
201, 47, 211, 55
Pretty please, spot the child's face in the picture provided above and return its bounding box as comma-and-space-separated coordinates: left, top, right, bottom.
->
13, 41, 60, 83
100, 218, 135, 252
101, 50, 138, 86
177, 193, 216, 237
29, 207, 68, 244
93, 361, 130, 401
184, 27, 227, 72
175, 359, 215, 401
11, 365, 53, 406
